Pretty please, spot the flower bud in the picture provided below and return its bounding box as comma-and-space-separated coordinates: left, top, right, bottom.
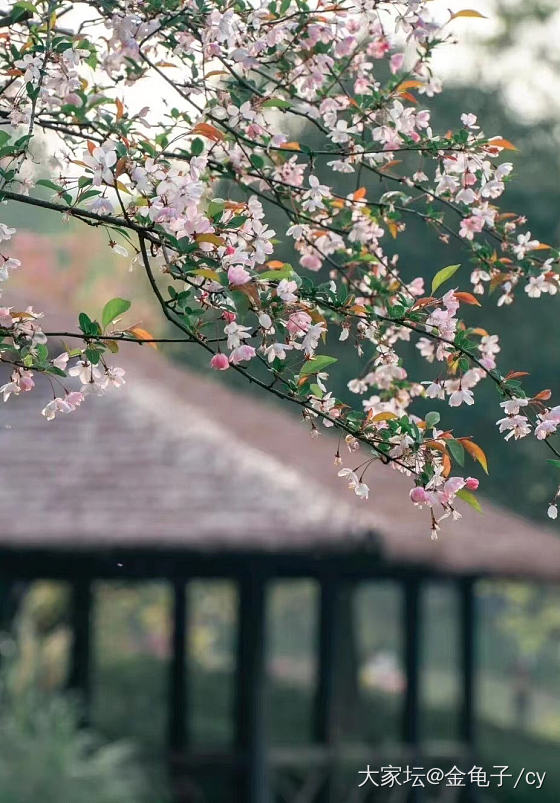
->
210, 353, 229, 371
410, 486, 429, 505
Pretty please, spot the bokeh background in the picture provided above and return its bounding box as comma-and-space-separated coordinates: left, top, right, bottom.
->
2, 1, 560, 801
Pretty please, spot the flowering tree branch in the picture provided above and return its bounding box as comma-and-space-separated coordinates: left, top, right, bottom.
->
1, 0, 560, 536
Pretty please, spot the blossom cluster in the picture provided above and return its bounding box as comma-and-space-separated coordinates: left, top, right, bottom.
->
0, 0, 559, 534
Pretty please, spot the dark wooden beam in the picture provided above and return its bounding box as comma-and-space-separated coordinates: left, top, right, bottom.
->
459, 578, 476, 747
402, 578, 422, 746
234, 572, 269, 803
0, 546, 462, 583
169, 579, 188, 755
67, 579, 93, 724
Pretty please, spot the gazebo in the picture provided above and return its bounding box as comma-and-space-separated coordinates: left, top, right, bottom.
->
1, 344, 560, 803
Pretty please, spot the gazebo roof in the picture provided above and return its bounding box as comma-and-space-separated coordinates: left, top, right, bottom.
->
1, 339, 559, 580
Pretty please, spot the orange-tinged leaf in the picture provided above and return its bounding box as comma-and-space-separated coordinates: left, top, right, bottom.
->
458, 438, 488, 474
115, 98, 124, 120
487, 137, 517, 151
283, 141, 301, 151
349, 304, 367, 316
192, 122, 224, 142
451, 9, 487, 19
115, 157, 128, 178
425, 439, 447, 454
205, 69, 228, 78
309, 310, 327, 326
370, 411, 398, 422
412, 296, 437, 309
400, 91, 418, 104
127, 326, 158, 349
193, 268, 222, 282
195, 233, 226, 247
504, 370, 529, 381
224, 199, 245, 209
353, 187, 367, 202
533, 389, 552, 401
379, 159, 402, 170
331, 199, 344, 209
87, 140, 97, 156
265, 260, 285, 269
387, 220, 399, 239
442, 453, 452, 477
532, 243, 551, 250
471, 327, 489, 337
236, 282, 261, 308
454, 291, 481, 306
447, 358, 460, 375
398, 80, 423, 91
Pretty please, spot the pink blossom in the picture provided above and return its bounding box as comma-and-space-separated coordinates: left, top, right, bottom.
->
210, 352, 230, 371
300, 253, 322, 271
287, 310, 312, 336
459, 216, 484, 240
229, 344, 256, 365
228, 265, 251, 286
390, 53, 404, 74
410, 487, 429, 505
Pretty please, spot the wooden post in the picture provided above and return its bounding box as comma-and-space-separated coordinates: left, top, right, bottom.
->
68, 579, 93, 724
402, 577, 421, 747
402, 578, 423, 803
313, 575, 339, 803
169, 579, 188, 755
235, 572, 269, 803
459, 578, 476, 747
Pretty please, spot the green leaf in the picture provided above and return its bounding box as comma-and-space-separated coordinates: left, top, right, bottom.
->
78, 312, 93, 335
250, 153, 265, 170
46, 366, 67, 377
258, 267, 294, 281
447, 438, 465, 466
85, 347, 102, 365
36, 179, 64, 192
424, 411, 440, 429
300, 355, 337, 376
431, 264, 461, 294
102, 298, 131, 329
547, 459, 560, 470
227, 215, 248, 229
14, 1, 37, 12
191, 137, 204, 156
456, 489, 482, 513
207, 199, 225, 218
262, 98, 292, 109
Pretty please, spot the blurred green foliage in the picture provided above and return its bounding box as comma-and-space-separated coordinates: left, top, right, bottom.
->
0, 641, 150, 803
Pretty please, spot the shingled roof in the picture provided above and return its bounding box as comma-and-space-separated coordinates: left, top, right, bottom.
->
1, 330, 560, 580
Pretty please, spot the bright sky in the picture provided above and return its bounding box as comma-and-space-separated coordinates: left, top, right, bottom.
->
431, 0, 560, 121
5, 0, 560, 129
